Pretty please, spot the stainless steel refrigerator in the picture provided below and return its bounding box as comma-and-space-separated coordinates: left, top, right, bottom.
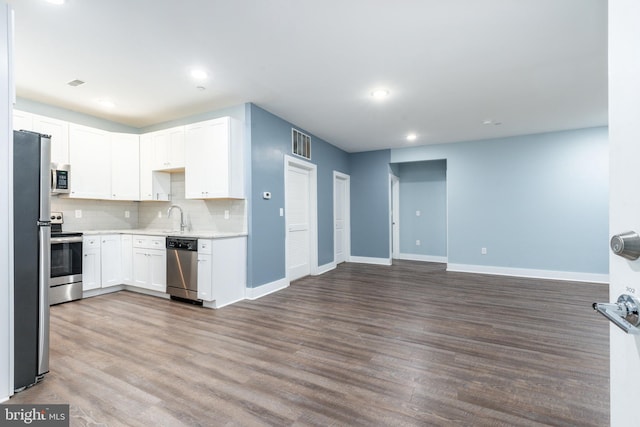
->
13, 130, 50, 391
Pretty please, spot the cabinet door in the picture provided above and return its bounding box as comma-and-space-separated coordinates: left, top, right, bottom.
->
185, 118, 229, 198
121, 235, 133, 285
139, 135, 170, 201
111, 133, 140, 200
69, 124, 111, 199
152, 130, 171, 170
151, 126, 185, 170
168, 127, 185, 168
132, 249, 150, 288
101, 235, 122, 287
13, 110, 33, 131
83, 248, 101, 291
197, 253, 212, 301
148, 249, 166, 292
32, 114, 69, 165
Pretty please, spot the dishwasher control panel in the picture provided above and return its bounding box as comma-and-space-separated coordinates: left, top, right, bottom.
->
166, 237, 198, 251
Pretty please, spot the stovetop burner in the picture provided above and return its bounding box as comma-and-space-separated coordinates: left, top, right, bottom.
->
50, 211, 82, 236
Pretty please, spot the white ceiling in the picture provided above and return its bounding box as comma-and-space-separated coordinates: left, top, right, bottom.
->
8, 0, 608, 153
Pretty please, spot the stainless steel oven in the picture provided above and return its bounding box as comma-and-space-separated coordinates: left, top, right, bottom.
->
49, 212, 83, 305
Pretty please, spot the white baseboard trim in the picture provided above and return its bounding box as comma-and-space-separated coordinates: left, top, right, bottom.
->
245, 277, 290, 300
315, 262, 336, 275
396, 253, 448, 263
202, 296, 246, 309
0, 395, 9, 403
82, 285, 124, 299
349, 256, 392, 266
122, 286, 171, 299
446, 263, 609, 284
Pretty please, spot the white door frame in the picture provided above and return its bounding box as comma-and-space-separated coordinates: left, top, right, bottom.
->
333, 171, 351, 264
390, 174, 400, 259
284, 155, 318, 280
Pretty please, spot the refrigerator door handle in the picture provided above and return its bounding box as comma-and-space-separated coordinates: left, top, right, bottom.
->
50, 167, 56, 194
39, 135, 51, 220
37, 226, 50, 376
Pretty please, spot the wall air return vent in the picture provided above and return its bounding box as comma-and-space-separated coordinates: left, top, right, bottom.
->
292, 128, 311, 160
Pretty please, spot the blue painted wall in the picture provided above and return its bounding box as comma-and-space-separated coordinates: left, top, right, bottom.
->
391, 127, 609, 274
248, 104, 349, 287
349, 150, 391, 259
397, 160, 447, 257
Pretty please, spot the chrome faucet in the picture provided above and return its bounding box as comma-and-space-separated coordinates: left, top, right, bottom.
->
167, 205, 187, 232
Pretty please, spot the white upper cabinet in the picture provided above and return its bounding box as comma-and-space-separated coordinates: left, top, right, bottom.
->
68, 124, 112, 199
139, 134, 171, 201
13, 109, 33, 132
185, 117, 244, 199
13, 111, 70, 165
111, 133, 140, 200
149, 125, 185, 171
32, 114, 69, 165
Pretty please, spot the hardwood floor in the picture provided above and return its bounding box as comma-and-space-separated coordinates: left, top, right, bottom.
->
9, 260, 609, 426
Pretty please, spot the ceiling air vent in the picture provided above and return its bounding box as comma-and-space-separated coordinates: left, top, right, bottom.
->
67, 79, 85, 87
292, 128, 311, 160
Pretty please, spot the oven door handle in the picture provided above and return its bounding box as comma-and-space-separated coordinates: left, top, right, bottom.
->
51, 236, 83, 244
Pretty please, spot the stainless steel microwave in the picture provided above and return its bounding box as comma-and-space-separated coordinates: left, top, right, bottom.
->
50, 163, 70, 194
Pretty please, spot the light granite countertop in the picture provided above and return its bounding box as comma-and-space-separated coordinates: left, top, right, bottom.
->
80, 229, 247, 239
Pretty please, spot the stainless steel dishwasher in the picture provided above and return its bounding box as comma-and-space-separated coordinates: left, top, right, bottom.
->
166, 237, 201, 303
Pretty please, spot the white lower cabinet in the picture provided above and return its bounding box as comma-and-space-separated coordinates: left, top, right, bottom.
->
132, 235, 166, 292
100, 234, 122, 287
83, 234, 124, 291
82, 236, 101, 291
197, 237, 246, 307
121, 234, 133, 285
83, 233, 246, 307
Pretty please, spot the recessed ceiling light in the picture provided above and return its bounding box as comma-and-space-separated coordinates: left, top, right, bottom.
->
190, 69, 208, 80
371, 89, 390, 100
96, 99, 115, 109
406, 133, 417, 142
45, 0, 65, 5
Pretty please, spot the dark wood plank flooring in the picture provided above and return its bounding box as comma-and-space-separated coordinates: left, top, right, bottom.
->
9, 260, 609, 426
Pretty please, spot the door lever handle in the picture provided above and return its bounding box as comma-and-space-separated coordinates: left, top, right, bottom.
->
593, 294, 640, 334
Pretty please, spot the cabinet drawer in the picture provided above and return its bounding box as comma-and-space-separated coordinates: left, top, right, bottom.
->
198, 239, 212, 254
133, 235, 166, 249
83, 236, 100, 248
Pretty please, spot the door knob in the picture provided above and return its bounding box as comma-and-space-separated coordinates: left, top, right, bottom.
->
611, 231, 640, 260
593, 294, 640, 334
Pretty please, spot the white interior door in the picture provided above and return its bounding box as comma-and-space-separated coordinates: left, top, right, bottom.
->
286, 164, 311, 280
391, 175, 400, 259
334, 172, 350, 264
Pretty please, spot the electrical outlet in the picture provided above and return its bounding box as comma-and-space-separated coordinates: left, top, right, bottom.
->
481, 247, 487, 255
124, 210, 130, 218
280, 208, 284, 217
158, 211, 162, 218
224, 210, 230, 220
416, 240, 421, 246
74, 209, 82, 219
416, 210, 421, 216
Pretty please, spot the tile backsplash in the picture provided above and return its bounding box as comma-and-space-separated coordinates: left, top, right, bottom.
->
51, 198, 138, 231
53, 172, 246, 234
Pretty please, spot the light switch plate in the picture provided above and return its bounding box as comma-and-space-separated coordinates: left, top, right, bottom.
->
75, 209, 82, 219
